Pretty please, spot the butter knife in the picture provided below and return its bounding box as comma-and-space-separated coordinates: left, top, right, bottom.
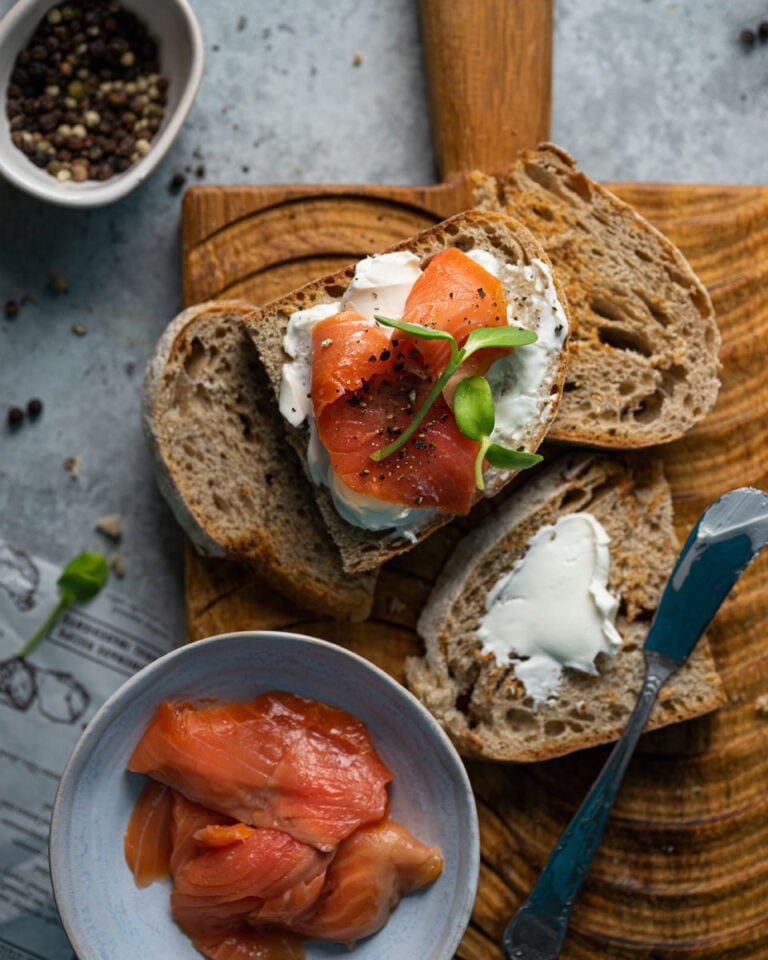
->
502, 486, 768, 960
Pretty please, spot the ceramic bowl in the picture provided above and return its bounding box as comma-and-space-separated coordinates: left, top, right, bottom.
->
0, 0, 204, 206
50, 631, 480, 960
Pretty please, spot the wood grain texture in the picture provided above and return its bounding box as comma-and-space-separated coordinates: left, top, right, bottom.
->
419, 0, 553, 179
181, 180, 768, 957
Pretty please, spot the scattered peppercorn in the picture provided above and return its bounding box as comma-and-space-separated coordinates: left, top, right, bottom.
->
168, 171, 186, 194
195, 163, 206, 178
5, 0, 169, 184
760, 21, 768, 41
741, 27, 757, 47
8, 406, 25, 428
27, 398, 43, 418
4, 299, 19, 319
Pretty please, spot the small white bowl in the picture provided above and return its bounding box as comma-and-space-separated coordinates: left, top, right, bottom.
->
0, 0, 204, 207
50, 631, 480, 960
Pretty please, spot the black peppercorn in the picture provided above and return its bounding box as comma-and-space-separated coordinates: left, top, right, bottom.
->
759, 21, 768, 41
741, 28, 757, 47
3, 300, 19, 319
168, 171, 186, 194
8, 407, 25, 427
27, 398, 43, 418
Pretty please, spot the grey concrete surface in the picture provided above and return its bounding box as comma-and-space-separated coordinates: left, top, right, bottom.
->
1, 0, 767, 645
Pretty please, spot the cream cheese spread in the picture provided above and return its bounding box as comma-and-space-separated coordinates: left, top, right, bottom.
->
467, 251, 568, 454
477, 512, 623, 704
278, 248, 567, 538
342, 250, 422, 321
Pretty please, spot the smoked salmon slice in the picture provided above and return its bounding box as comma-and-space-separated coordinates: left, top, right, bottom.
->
171, 827, 331, 938
310, 247, 513, 514
317, 374, 481, 512
191, 928, 305, 960
402, 247, 508, 374
127, 691, 393, 851
169, 792, 237, 878
125, 693, 443, 960
310, 310, 399, 419
294, 817, 444, 946
123, 779, 174, 887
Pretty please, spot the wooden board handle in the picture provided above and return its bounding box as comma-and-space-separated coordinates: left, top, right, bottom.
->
419, 0, 553, 180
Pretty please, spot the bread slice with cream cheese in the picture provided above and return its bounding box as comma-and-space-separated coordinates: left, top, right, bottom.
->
473, 143, 721, 447
142, 301, 377, 621
245, 210, 572, 575
405, 451, 725, 762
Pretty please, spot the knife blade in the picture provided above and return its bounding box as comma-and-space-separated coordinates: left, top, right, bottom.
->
646, 486, 768, 662
502, 486, 768, 960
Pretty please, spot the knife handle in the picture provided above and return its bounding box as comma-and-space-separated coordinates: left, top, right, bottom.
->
419, 0, 553, 180
502, 650, 678, 959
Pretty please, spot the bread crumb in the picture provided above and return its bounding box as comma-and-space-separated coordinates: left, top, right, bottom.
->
64, 456, 81, 477
385, 594, 407, 616
110, 552, 126, 578
352, 53, 363, 66
755, 694, 768, 716
71, 322, 87, 336
48, 272, 68, 294
95, 513, 123, 541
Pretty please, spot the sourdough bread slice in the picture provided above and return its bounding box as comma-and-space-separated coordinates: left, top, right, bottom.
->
473, 143, 721, 447
405, 451, 725, 762
142, 301, 377, 621
244, 210, 571, 574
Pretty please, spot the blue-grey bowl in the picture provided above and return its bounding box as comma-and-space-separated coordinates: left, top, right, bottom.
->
50, 631, 479, 960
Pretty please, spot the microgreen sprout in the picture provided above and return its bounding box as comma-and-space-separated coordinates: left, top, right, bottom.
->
370, 314, 537, 464
453, 375, 542, 489
17, 552, 109, 658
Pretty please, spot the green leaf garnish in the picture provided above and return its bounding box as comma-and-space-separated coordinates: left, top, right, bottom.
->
370, 314, 539, 475
17, 552, 109, 658
462, 325, 538, 355
454, 375, 543, 490
485, 444, 544, 470
453, 373, 495, 441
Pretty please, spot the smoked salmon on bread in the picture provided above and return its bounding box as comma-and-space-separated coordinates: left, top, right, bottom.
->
246, 211, 572, 574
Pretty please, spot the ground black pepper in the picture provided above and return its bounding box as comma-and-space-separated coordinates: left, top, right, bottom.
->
6, 0, 168, 183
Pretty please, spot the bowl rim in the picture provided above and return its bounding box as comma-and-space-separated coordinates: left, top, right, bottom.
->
0, 0, 205, 207
50, 629, 481, 959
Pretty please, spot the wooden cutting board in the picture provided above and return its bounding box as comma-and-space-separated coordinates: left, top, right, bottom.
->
179, 3, 768, 955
